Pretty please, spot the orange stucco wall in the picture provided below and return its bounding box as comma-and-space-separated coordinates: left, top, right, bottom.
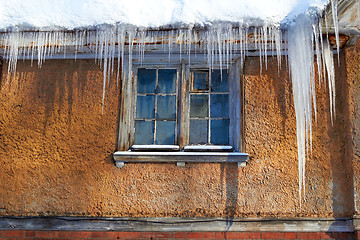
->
346, 38, 360, 217
0, 39, 359, 217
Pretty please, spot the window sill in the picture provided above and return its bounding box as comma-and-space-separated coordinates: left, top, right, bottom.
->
113, 151, 249, 168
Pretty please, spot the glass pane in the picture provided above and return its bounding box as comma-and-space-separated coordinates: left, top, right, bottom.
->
211, 70, 229, 92
155, 121, 176, 145
156, 95, 176, 120
193, 72, 208, 91
136, 95, 155, 119
211, 119, 229, 145
189, 119, 208, 144
158, 69, 177, 93
134, 120, 154, 144
211, 94, 229, 118
190, 94, 208, 118
137, 69, 156, 94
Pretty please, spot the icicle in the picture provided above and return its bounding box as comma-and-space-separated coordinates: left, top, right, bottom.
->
168, 30, 173, 62
313, 23, 323, 85
323, 39, 336, 124
116, 26, 123, 85
178, 30, 183, 61
330, 0, 340, 58
262, 25, 268, 70
127, 29, 135, 94
101, 30, 109, 115
216, 25, 223, 75
206, 31, 212, 70
274, 27, 282, 72
187, 28, 192, 66
287, 12, 331, 207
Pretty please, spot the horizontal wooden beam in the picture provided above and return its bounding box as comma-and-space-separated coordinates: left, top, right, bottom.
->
113, 151, 249, 168
0, 217, 355, 232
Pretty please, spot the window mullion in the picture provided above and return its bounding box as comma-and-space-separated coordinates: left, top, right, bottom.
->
175, 65, 180, 146
129, 68, 138, 147
208, 71, 211, 144
229, 59, 243, 151
179, 63, 190, 148
154, 68, 159, 144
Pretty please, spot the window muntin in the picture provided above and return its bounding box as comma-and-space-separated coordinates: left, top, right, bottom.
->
189, 70, 230, 145
133, 67, 231, 149
134, 68, 178, 145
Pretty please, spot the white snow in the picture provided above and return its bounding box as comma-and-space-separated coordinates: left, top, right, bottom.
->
0, 0, 329, 30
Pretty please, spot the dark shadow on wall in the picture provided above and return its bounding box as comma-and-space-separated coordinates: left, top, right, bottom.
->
31, 60, 89, 135
328, 50, 355, 218
271, 56, 292, 136
220, 162, 239, 230
325, 218, 355, 240
2, 60, 90, 135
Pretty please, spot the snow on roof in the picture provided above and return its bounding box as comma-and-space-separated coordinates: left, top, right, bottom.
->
0, 0, 329, 31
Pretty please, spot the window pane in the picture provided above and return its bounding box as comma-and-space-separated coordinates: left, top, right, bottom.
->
134, 120, 154, 144
137, 69, 156, 93
190, 94, 208, 118
189, 119, 208, 144
156, 95, 176, 120
158, 69, 177, 93
193, 72, 208, 91
155, 121, 176, 145
136, 95, 155, 119
211, 119, 229, 145
211, 70, 229, 92
211, 94, 229, 118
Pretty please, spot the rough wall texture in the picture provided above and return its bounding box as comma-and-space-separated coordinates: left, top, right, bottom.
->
346, 38, 360, 216
0, 39, 358, 217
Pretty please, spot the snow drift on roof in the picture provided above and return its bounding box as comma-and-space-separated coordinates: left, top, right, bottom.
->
0, 0, 329, 31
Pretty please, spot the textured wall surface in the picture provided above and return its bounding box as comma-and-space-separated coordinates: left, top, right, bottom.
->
0, 39, 358, 217
346, 38, 360, 216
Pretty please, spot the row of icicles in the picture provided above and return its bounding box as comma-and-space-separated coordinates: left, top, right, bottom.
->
0, 5, 339, 208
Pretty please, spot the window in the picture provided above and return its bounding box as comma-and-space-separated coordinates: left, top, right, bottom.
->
114, 60, 248, 167
189, 70, 230, 145
134, 68, 178, 145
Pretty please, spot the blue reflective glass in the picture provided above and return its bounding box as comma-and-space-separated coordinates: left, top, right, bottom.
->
190, 94, 208, 118
211, 70, 229, 92
189, 119, 208, 144
211, 94, 229, 118
137, 69, 156, 93
134, 120, 154, 144
156, 95, 176, 120
136, 95, 155, 119
155, 121, 176, 145
193, 72, 208, 91
211, 119, 229, 145
158, 69, 177, 93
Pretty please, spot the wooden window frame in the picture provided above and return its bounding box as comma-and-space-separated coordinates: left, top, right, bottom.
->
114, 59, 248, 167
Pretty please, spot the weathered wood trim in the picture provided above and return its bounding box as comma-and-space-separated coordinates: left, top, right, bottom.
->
113, 151, 249, 165
117, 60, 135, 151
229, 58, 243, 152
0, 217, 354, 232
179, 63, 190, 148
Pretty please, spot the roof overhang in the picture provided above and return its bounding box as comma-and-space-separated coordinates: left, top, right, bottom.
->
324, 0, 360, 45
0, 0, 358, 60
